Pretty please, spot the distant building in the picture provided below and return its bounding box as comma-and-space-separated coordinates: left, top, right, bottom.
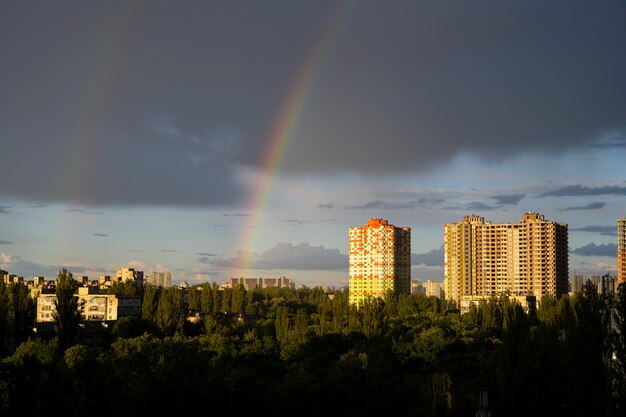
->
411, 280, 425, 296
145, 271, 172, 288
444, 212, 568, 305
114, 268, 144, 286
570, 275, 584, 293
348, 218, 411, 306
229, 276, 294, 291
460, 295, 537, 314
423, 280, 444, 298
618, 218, 626, 283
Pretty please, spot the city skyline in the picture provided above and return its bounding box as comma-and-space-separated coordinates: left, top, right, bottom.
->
1, 2, 626, 287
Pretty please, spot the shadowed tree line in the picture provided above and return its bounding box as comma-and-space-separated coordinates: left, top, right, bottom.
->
1, 273, 626, 417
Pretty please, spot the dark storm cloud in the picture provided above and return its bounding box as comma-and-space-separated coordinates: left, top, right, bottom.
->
571, 226, 616, 236
491, 194, 525, 206
209, 242, 348, 271
282, 2, 626, 175
0, 240, 12, 245
92, 233, 108, 237
561, 202, 606, 211
571, 243, 617, 257
0, 206, 12, 214
1, 2, 625, 206
540, 185, 626, 198
411, 246, 444, 267
196, 252, 217, 257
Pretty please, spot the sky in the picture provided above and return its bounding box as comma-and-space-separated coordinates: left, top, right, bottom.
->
1, 1, 626, 288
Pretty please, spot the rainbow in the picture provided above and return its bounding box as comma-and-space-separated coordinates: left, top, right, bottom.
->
54, 4, 140, 264
233, 2, 349, 277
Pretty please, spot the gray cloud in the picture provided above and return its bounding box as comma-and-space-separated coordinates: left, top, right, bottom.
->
561, 202, 606, 211
92, 233, 108, 237
540, 185, 626, 197
571, 243, 617, 257
0, 240, 12, 245
491, 194, 525, 206
412, 246, 444, 267
1, 3, 624, 206
0, 253, 61, 278
280, 219, 336, 226
209, 242, 348, 271
223, 214, 252, 217
0, 206, 12, 214
196, 252, 217, 257
67, 208, 103, 215
317, 203, 334, 209
346, 198, 445, 210
465, 202, 499, 211
571, 225, 616, 236
159, 249, 179, 253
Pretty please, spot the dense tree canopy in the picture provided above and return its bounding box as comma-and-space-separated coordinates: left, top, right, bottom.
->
0, 282, 624, 417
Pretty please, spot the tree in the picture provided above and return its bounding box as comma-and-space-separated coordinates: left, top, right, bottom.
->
156, 287, 185, 335
231, 284, 247, 314
425, 372, 452, 417
187, 286, 201, 312
9, 282, 36, 347
142, 284, 160, 322
53, 268, 82, 351
0, 281, 9, 356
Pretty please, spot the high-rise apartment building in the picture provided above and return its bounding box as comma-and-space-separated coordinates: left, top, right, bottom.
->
618, 218, 626, 283
349, 218, 411, 306
444, 212, 568, 305
145, 271, 172, 288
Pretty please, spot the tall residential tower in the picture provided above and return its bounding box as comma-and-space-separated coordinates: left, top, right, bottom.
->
349, 218, 411, 306
444, 212, 568, 305
618, 218, 626, 283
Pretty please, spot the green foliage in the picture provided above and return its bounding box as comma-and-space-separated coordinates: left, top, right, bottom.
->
112, 315, 161, 339
9, 282, 36, 347
156, 287, 185, 335
2, 283, 625, 416
0, 281, 9, 356
141, 284, 160, 321
53, 268, 82, 351
106, 280, 139, 296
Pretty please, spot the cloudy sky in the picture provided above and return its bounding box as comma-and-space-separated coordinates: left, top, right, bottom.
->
1, 1, 625, 288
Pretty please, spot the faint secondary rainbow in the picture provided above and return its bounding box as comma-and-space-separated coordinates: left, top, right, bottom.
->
54, 4, 140, 263
233, 2, 350, 277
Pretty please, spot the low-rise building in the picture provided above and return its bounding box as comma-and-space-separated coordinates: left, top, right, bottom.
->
36, 287, 141, 322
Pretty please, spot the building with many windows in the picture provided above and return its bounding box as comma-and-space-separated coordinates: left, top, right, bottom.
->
36, 287, 141, 322
145, 271, 172, 288
229, 276, 294, 291
444, 212, 568, 306
348, 218, 411, 306
618, 218, 626, 283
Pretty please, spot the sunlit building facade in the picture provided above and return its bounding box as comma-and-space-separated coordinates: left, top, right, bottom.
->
444, 212, 568, 305
618, 218, 626, 283
349, 218, 411, 306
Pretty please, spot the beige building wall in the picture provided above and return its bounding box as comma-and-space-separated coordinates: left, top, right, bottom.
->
618, 218, 626, 283
36, 288, 141, 322
349, 218, 411, 306
444, 212, 568, 305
